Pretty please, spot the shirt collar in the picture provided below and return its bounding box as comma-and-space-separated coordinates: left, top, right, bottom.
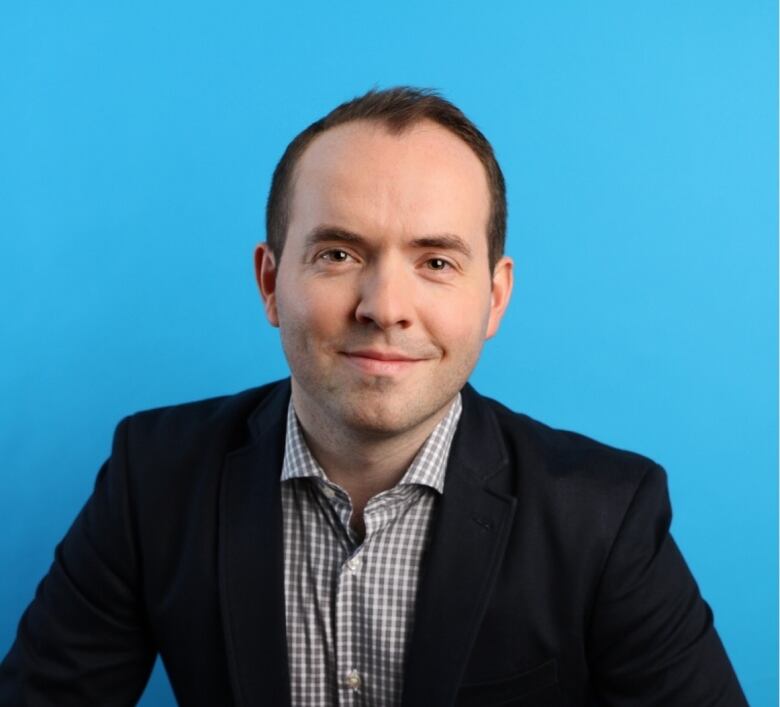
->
281, 394, 463, 495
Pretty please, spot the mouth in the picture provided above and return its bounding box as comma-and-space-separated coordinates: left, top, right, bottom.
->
339, 349, 428, 376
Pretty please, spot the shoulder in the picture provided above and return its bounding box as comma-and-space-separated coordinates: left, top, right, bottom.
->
104, 379, 290, 508
95, 380, 290, 557
463, 387, 674, 610
463, 385, 667, 541
119, 378, 289, 458
468, 386, 659, 479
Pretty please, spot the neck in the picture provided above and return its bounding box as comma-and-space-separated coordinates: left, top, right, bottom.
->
291, 384, 454, 515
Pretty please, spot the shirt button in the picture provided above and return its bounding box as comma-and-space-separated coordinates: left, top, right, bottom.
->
346, 556, 362, 573
321, 484, 336, 499
344, 669, 362, 691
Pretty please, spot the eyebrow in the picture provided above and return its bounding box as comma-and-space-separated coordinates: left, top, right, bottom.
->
304, 226, 367, 251
409, 234, 473, 259
303, 226, 474, 259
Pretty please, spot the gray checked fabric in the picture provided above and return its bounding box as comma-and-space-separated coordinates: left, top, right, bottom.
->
281, 394, 463, 706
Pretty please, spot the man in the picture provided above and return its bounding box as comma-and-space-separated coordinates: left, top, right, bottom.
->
1, 87, 746, 706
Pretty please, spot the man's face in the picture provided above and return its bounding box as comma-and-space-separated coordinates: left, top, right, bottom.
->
256, 119, 512, 437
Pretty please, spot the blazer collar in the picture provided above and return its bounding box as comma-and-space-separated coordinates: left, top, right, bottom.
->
219, 379, 292, 707
401, 383, 517, 707
218, 379, 516, 707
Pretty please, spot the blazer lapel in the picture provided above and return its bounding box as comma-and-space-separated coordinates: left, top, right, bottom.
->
218, 381, 292, 707
402, 385, 517, 707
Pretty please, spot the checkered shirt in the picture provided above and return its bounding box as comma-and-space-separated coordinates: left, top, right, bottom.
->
280, 395, 462, 706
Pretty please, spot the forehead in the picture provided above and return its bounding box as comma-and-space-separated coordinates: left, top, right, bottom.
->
287, 120, 491, 252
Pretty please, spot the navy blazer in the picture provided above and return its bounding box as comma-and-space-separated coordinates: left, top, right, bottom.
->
1, 380, 746, 706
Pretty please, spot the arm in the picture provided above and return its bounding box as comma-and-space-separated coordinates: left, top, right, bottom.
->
588, 464, 747, 706
0, 418, 155, 706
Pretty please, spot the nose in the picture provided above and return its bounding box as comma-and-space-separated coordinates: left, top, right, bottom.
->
354, 258, 414, 330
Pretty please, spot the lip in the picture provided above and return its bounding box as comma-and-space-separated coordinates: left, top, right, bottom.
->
340, 349, 427, 376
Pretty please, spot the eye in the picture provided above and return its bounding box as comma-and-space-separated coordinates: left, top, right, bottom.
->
319, 249, 354, 263
425, 257, 452, 271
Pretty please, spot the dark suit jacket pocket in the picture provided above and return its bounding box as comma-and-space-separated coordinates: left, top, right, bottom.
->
455, 659, 559, 706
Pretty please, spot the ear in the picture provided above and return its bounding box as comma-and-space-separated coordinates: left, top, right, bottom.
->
254, 243, 280, 327
485, 255, 513, 340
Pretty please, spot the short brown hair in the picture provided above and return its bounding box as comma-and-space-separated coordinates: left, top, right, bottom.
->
265, 86, 507, 270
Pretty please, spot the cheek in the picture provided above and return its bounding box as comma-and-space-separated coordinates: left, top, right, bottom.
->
277, 279, 355, 338
426, 290, 492, 347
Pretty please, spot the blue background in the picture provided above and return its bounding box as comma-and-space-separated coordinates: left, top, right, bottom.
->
1, 1, 776, 704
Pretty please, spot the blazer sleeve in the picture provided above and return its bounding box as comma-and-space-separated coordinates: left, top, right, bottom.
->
587, 464, 747, 706
0, 417, 155, 706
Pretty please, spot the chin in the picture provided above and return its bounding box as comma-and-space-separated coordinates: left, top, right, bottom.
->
337, 402, 409, 437
334, 389, 449, 438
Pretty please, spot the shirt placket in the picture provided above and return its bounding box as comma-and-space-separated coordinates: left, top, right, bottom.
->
321, 485, 363, 705
335, 542, 365, 706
